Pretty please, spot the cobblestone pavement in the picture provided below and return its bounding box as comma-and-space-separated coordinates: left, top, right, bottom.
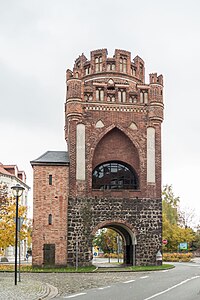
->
0, 273, 52, 300
0, 271, 147, 299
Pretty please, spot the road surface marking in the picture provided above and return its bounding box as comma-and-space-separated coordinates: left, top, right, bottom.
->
140, 276, 149, 279
98, 286, 111, 290
64, 293, 87, 298
123, 279, 136, 283
176, 263, 200, 268
144, 276, 200, 300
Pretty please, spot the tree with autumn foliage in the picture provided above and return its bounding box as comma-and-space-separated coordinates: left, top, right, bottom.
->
162, 185, 196, 252
93, 228, 120, 254
0, 183, 28, 255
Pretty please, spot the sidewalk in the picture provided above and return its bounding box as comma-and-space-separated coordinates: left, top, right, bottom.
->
0, 273, 58, 300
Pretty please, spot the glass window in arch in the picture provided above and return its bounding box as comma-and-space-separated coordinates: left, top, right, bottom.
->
92, 161, 138, 190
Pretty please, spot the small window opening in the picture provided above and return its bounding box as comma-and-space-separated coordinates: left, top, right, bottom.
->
48, 214, 52, 225
49, 175, 52, 185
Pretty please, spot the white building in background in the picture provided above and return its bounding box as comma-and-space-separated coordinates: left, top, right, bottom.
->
0, 163, 30, 260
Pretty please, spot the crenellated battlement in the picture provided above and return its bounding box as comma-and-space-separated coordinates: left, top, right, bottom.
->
66, 49, 147, 83
66, 49, 163, 119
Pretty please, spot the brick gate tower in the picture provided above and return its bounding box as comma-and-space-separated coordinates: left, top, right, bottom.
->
31, 48, 164, 266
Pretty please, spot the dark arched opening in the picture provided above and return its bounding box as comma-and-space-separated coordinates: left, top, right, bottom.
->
92, 222, 137, 266
92, 161, 139, 190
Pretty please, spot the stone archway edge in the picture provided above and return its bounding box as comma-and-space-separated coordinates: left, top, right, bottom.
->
91, 219, 138, 236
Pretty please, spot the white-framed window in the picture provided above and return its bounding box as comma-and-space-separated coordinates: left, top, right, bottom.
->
140, 90, 148, 103
84, 94, 93, 101
131, 67, 136, 76
96, 88, 104, 101
95, 56, 102, 72
118, 89, 126, 103
129, 96, 137, 103
85, 66, 91, 75
107, 95, 115, 102
144, 92, 148, 103
119, 57, 127, 73
107, 63, 115, 71
140, 92, 144, 103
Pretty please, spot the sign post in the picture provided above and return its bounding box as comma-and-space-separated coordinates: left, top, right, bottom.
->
179, 242, 188, 251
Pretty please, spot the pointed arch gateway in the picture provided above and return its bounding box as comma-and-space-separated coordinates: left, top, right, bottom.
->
92, 127, 140, 190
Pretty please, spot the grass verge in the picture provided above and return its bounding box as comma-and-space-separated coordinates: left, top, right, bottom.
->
0, 264, 173, 273
96, 264, 174, 272
0, 264, 96, 273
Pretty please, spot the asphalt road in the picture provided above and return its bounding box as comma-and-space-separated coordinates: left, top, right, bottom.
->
57, 261, 200, 300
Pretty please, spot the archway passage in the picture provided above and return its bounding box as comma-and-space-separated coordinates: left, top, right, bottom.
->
92, 222, 137, 266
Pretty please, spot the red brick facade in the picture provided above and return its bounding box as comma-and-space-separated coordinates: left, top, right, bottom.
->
66, 49, 163, 199
32, 49, 164, 266
31, 163, 69, 266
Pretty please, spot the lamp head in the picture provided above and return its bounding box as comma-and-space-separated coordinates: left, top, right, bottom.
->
11, 184, 25, 197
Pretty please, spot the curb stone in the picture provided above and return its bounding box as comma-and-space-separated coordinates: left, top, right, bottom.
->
0, 275, 58, 300
39, 283, 59, 299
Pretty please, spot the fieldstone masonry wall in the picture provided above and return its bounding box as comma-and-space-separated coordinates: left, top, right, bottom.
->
67, 197, 162, 266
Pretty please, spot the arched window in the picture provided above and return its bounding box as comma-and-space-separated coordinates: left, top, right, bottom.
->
92, 161, 138, 190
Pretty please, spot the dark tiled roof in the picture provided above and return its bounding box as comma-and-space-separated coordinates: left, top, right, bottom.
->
30, 151, 69, 165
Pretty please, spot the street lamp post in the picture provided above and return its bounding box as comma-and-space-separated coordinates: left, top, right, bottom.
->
18, 217, 24, 282
11, 184, 25, 285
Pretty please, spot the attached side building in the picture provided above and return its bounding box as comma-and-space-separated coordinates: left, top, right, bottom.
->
31, 151, 69, 266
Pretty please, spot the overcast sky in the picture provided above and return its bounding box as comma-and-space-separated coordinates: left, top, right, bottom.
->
1, 0, 200, 225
